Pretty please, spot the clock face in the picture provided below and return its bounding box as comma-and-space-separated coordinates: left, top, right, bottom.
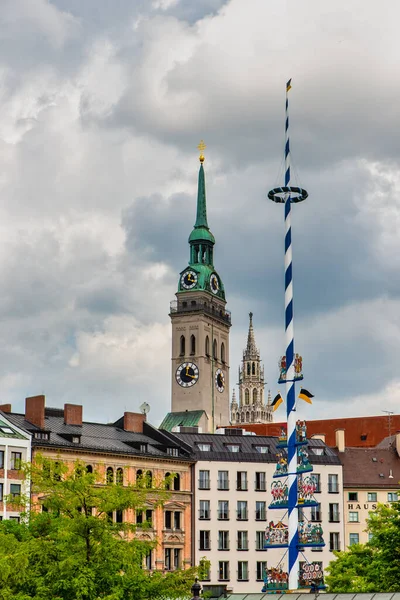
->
215, 368, 225, 393
176, 362, 199, 388
210, 273, 219, 294
181, 270, 198, 290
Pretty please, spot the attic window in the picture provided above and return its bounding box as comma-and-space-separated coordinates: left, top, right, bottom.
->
72, 436, 80, 444
226, 444, 240, 453
167, 447, 179, 457
197, 443, 211, 451
0, 426, 14, 434
372, 457, 377, 462
379, 473, 384, 478
254, 446, 269, 454
34, 432, 50, 440
140, 443, 147, 453
311, 448, 324, 456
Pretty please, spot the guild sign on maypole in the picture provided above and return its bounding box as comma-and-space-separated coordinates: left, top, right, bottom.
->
264, 79, 322, 592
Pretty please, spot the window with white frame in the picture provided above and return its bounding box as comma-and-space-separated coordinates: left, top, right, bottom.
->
237, 531, 248, 550
218, 561, 229, 581
218, 530, 229, 550
237, 501, 248, 520
218, 500, 229, 520
256, 531, 265, 550
388, 492, 398, 502
349, 511, 359, 522
328, 473, 339, 493
199, 500, 210, 520
237, 471, 248, 491
256, 561, 268, 581
226, 445, 240, 453
218, 470, 229, 490
237, 561, 248, 581
199, 530, 210, 550
255, 472, 266, 491
329, 503, 340, 522
367, 492, 377, 502
329, 532, 340, 551
255, 501, 266, 521
10, 452, 22, 470
199, 470, 210, 489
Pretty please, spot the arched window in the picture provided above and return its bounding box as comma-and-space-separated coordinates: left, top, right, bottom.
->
136, 469, 143, 485
165, 472, 171, 490
221, 342, 225, 363
252, 362, 256, 375
251, 411, 255, 421
146, 471, 152, 489
106, 467, 114, 485
245, 411, 250, 422
236, 412, 240, 422
247, 363, 251, 375
190, 335, 196, 355
253, 388, 258, 403
205, 336, 210, 356
116, 468, 123, 486
180, 335, 185, 356
213, 339, 217, 360
245, 389, 250, 405
240, 413, 245, 423
86, 465, 93, 474
174, 474, 181, 491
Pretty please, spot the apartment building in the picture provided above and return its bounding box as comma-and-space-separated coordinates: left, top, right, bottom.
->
334, 429, 400, 548
0, 407, 31, 521
2, 395, 195, 572
168, 428, 344, 593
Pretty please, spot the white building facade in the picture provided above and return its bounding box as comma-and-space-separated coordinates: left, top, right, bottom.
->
173, 429, 344, 593
0, 411, 32, 521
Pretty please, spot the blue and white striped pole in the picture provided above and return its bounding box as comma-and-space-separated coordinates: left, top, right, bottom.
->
284, 78, 299, 592
268, 79, 308, 591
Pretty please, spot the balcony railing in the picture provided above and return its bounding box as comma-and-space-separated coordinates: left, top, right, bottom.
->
170, 299, 231, 325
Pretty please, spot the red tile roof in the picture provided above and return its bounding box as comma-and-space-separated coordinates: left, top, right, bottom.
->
227, 414, 400, 448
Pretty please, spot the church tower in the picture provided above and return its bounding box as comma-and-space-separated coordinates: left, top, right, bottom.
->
169, 145, 231, 431
231, 312, 273, 424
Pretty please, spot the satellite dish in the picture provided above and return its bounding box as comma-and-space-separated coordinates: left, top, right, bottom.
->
139, 402, 150, 415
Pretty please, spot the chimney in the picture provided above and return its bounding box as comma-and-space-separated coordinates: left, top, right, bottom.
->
25, 395, 45, 429
123, 412, 146, 433
396, 431, 400, 458
0, 404, 11, 413
335, 428, 345, 452
64, 404, 83, 426
311, 433, 326, 443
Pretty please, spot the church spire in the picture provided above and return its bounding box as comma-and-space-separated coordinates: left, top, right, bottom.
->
245, 312, 259, 359
188, 141, 215, 264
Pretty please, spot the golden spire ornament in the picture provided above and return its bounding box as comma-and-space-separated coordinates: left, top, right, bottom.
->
197, 140, 206, 163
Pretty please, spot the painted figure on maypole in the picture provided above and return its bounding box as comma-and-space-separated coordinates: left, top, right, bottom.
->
263, 80, 322, 593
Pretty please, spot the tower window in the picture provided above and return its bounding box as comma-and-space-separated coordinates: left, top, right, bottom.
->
190, 335, 196, 355
180, 335, 185, 357
252, 362, 256, 375
245, 389, 250, 405
221, 342, 225, 363
247, 363, 251, 375
213, 339, 217, 360
205, 336, 210, 356
253, 389, 258, 403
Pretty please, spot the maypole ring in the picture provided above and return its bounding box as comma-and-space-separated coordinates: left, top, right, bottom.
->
268, 186, 308, 204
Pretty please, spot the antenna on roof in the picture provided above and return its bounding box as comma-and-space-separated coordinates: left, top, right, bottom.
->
382, 410, 394, 447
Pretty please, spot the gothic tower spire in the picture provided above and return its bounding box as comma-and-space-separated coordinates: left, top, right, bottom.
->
230, 313, 273, 425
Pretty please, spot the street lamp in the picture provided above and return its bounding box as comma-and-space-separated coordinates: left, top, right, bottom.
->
191, 578, 202, 599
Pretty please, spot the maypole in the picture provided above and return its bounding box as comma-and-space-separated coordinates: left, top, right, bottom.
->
268, 79, 309, 591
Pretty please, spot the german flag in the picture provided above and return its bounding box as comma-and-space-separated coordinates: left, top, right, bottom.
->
286, 79, 292, 92
271, 393, 283, 411
298, 388, 314, 404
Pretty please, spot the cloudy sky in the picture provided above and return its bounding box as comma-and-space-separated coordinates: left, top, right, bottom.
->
1, 0, 399, 426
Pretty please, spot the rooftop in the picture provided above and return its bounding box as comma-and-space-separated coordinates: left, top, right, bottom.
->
334, 446, 400, 488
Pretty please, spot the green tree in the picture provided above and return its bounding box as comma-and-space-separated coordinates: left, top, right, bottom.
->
0, 457, 205, 600
326, 500, 400, 592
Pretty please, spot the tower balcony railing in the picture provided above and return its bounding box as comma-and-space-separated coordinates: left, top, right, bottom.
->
170, 299, 231, 325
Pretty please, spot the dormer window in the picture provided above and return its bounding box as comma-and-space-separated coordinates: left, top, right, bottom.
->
72, 436, 80, 444
226, 444, 240, 453
140, 443, 147, 453
167, 447, 179, 457
254, 445, 269, 454
197, 443, 211, 451
34, 432, 50, 440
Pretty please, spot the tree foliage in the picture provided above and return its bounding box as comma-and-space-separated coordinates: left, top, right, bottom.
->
0, 457, 206, 600
326, 500, 400, 592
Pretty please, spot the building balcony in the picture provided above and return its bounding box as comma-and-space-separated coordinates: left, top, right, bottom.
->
170, 299, 231, 325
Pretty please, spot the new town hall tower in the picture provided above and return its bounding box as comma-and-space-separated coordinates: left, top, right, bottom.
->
169, 149, 231, 431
